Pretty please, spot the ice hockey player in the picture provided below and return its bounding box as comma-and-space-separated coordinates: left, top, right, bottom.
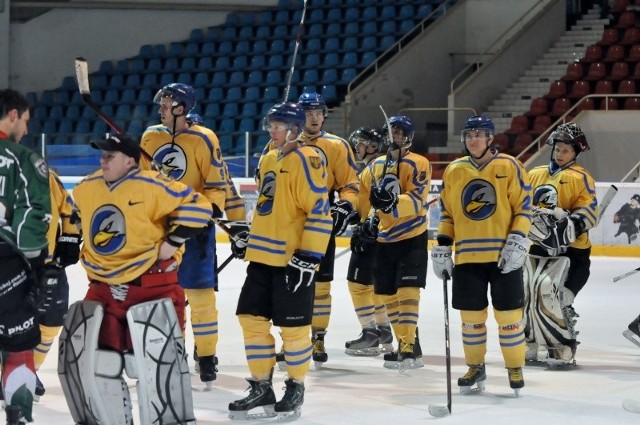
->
344, 127, 394, 356
0, 89, 52, 425
59, 133, 212, 425
358, 115, 431, 373
31, 169, 81, 400
141, 83, 227, 386
227, 102, 332, 421
431, 115, 532, 396
526, 122, 598, 366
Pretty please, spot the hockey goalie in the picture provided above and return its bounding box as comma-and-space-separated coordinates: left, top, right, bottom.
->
524, 207, 580, 367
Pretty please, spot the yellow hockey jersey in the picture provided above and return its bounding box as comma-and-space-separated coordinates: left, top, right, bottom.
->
438, 152, 533, 264
528, 163, 598, 249
73, 167, 213, 284
222, 160, 246, 221
265, 130, 359, 208
359, 151, 431, 243
140, 124, 226, 212
46, 170, 80, 263
245, 146, 332, 267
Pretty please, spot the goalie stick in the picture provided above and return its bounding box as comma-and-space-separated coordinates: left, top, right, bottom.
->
596, 184, 618, 226
74, 57, 240, 244
282, 0, 308, 102
428, 272, 452, 418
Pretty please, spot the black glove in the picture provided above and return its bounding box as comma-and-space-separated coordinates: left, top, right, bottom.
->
211, 204, 223, 219
285, 252, 321, 293
54, 233, 82, 267
231, 230, 249, 259
28, 264, 60, 314
350, 217, 379, 253
331, 200, 358, 236
370, 187, 398, 213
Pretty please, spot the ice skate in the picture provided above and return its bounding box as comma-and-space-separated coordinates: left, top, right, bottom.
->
193, 343, 200, 373
5, 405, 27, 425
274, 379, 304, 421
33, 374, 45, 402
398, 341, 416, 374
623, 315, 640, 348
228, 378, 277, 421
383, 334, 423, 370
345, 328, 380, 356
507, 367, 524, 397
458, 364, 486, 394
312, 331, 327, 369
275, 346, 286, 371
377, 325, 394, 353
198, 355, 218, 390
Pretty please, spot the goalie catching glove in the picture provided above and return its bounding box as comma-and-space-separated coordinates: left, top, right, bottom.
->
498, 233, 530, 274
331, 200, 359, 236
285, 252, 321, 293
529, 208, 576, 256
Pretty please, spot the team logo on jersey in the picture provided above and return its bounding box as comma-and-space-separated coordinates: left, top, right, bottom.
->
90, 205, 126, 255
533, 184, 558, 209
256, 171, 276, 215
307, 145, 328, 168
154, 144, 187, 180
309, 155, 322, 170
461, 179, 497, 220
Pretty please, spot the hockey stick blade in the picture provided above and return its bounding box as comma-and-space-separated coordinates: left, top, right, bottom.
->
74, 57, 90, 95
613, 266, 640, 283
428, 404, 451, 418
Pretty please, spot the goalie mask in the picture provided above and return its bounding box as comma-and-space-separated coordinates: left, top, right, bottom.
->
546, 122, 590, 159
349, 127, 387, 161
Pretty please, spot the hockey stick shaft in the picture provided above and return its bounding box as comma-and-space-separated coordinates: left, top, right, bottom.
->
282, 0, 307, 102
428, 271, 452, 417
217, 252, 235, 273
596, 184, 618, 225
75, 57, 239, 242
613, 266, 640, 283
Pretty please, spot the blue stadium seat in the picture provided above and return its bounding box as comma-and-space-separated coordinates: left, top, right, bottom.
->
42, 121, 58, 135
263, 86, 279, 101
249, 55, 266, 70
93, 120, 108, 135
265, 70, 282, 85
222, 103, 239, 118
225, 12, 239, 26
321, 85, 338, 104
340, 68, 358, 84
189, 28, 204, 42
246, 86, 261, 101
33, 105, 47, 122
159, 73, 175, 87
125, 75, 141, 89
344, 22, 359, 37
127, 119, 144, 135
195, 57, 213, 72
241, 102, 258, 117
180, 57, 196, 72
141, 73, 158, 89
214, 56, 231, 71
343, 7, 359, 22
417, 4, 434, 19
90, 75, 108, 91
208, 88, 224, 102
342, 52, 359, 68
380, 35, 396, 51
166, 42, 182, 57
75, 119, 92, 134
163, 58, 179, 73
132, 104, 149, 119
304, 53, 320, 69
139, 44, 153, 58
361, 36, 377, 52
139, 88, 154, 103
274, 10, 289, 24
238, 118, 255, 133
361, 52, 377, 67
302, 69, 318, 84
115, 105, 131, 119
247, 71, 263, 86
321, 69, 338, 84
176, 73, 192, 85
39, 91, 54, 106
232, 56, 249, 71
66, 105, 81, 120
326, 23, 341, 37
380, 5, 396, 20
201, 42, 216, 57
194, 72, 209, 87
61, 76, 76, 91
305, 38, 322, 53
254, 40, 268, 55
309, 9, 324, 23
129, 59, 145, 74
222, 27, 236, 40
218, 134, 233, 154
380, 21, 397, 35
219, 119, 236, 133
273, 25, 288, 39
204, 104, 220, 118
58, 119, 75, 135
361, 21, 378, 36
218, 41, 233, 56
236, 41, 251, 56
399, 20, 416, 35
398, 4, 415, 19
227, 87, 242, 102
228, 71, 245, 87
211, 71, 227, 87
239, 27, 253, 40
152, 44, 166, 57
121, 89, 137, 104
267, 55, 284, 69
308, 23, 324, 38
239, 12, 255, 26
362, 7, 377, 21
114, 60, 129, 74
70, 92, 83, 105
147, 58, 162, 73
99, 60, 114, 74
341, 37, 359, 53
103, 89, 119, 104
271, 39, 286, 54
255, 25, 271, 40
49, 105, 64, 120
324, 53, 339, 68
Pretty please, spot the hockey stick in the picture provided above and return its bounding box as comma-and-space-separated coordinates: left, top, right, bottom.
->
282, 0, 308, 102
75, 57, 240, 243
613, 265, 640, 283
596, 184, 618, 226
428, 271, 452, 418
217, 252, 235, 273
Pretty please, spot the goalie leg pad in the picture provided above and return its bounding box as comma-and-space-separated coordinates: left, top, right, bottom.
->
523, 256, 578, 365
126, 298, 196, 425
58, 301, 133, 425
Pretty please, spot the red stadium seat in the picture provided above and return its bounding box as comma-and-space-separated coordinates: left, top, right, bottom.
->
611, 0, 630, 13
568, 98, 596, 120
607, 61, 630, 80
595, 80, 614, 94
561, 63, 584, 81
525, 98, 549, 117
627, 45, 640, 64
585, 62, 607, 80
568, 80, 591, 100
632, 62, 640, 79
513, 133, 534, 153
616, 11, 637, 28
624, 97, 640, 109
621, 28, 640, 46
492, 133, 510, 152
604, 44, 625, 63
618, 79, 637, 94
527, 115, 552, 137
544, 80, 567, 99
597, 29, 620, 46
549, 98, 572, 120
580, 45, 603, 64
505, 115, 529, 134
601, 97, 620, 110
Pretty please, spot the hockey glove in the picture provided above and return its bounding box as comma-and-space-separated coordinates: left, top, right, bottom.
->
230, 230, 249, 259
211, 204, 223, 219
331, 200, 358, 236
28, 264, 60, 314
350, 217, 379, 253
431, 245, 453, 280
54, 233, 82, 267
285, 252, 321, 293
370, 187, 398, 213
498, 233, 530, 274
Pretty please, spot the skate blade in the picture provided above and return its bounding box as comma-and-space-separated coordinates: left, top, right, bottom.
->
398, 358, 415, 375
428, 404, 451, 417
384, 357, 424, 370
275, 407, 301, 422
345, 347, 380, 357
203, 381, 214, 392
228, 405, 277, 421
623, 330, 640, 348
313, 361, 325, 370
459, 380, 486, 395
513, 388, 522, 398
379, 343, 394, 354
277, 360, 287, 372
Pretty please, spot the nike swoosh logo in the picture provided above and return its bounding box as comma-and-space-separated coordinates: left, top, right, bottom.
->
559, 181, 568, 184
280, 169, 289, 174
128, 200, 143, 206
496, 175, 508, 179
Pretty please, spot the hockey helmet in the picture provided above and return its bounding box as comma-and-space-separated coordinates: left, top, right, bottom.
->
349, 127, 387, 156
460, 115, 495, 143
298, 92, 328, 117
545, 122, 590, 153
153, 83, 196, 114
383, 115, 414, 148
262, 102, 306, 135
186, 112, 204, 125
